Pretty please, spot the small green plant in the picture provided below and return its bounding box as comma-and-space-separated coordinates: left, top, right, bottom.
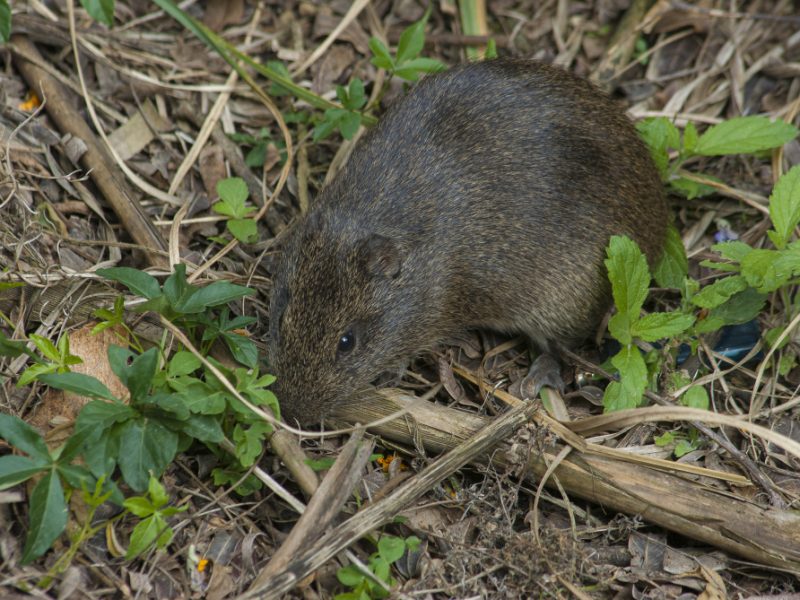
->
228, 126, 287, 168
313, 78, 368, 142
335, 534, 421, 600
1, 264, 277, 565
212, 177, 258, 244
17, 333, 83, 387
123, 476, 187, 559
605, 117, 800, 412
636, 115, 798, 197
655, 429, 702, 458
369, 9, 446, 82
603, 236, 695, 411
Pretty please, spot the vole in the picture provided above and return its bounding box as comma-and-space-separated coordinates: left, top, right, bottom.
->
268, 58, 667, 424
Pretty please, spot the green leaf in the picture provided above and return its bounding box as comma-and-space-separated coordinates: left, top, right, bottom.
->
697, 288, 766, 333
162, 263, 190, 307
174, 281, 254, 313
691, 275, 748, 309
0, 331, 27, 358
29, 334, 61, 363
0, 455, 48, 489
606, 236, 650, 317
631, 312, 695, 342
97, 267, 161, 299
669, 175, 719, 199
740, 248, 790, 293
681, 385, 709, 410
123, 347, 159, 402
0, 414, 50, 461
118, 419, 178, 492
123, 496, 154, 518
636, 117, 680, 178
695, 116, 799, 156
233, 422, 271, 467
179, 414, 225, 443
338, 111, 362, 140
148, 476, 169, 508
0, 0, 10, 44
227, 218, 258, 243
313, 117, 339, 142
368, 38, 394, 70
216, 177, 249, 207
21, 469, 68, 564
17, 362, 57, 388
653, 226, 688, 289
168, 351, 201, 378
378, 535, 405, 563
55, 464, 95, 490
768, 165, 800, 249
711, 240, 753, 263
266, 60, 292, 96
79, 0, 114, 26
126, 514, 163, 559
603, 345, 647, 412
337, 564, 365, 587
396, 12, 427, 64
38, 372, 117, 401
222, 332, 258, 369
393, 57, 445, 77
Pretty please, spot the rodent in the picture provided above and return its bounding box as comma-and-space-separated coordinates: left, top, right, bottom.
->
268, 58, 668, 424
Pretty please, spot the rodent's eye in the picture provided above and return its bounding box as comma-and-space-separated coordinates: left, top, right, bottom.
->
337, 330, 356, 355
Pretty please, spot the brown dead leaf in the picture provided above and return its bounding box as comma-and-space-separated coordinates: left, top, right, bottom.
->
30, 324, 127, 432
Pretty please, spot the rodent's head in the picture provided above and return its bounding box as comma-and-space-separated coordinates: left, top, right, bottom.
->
268, 216, 411, 424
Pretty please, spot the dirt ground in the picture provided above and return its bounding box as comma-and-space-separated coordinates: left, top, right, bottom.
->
1, 0, 800, 598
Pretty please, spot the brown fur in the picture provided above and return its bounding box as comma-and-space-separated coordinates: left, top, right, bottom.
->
268, 59, 668, 423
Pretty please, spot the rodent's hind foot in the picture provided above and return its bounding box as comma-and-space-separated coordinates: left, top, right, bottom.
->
519, 353, 564, 400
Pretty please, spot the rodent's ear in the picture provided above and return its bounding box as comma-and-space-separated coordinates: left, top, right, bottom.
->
358, 234, 403, 279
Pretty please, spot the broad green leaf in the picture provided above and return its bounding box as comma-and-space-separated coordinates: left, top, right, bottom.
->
604, 345, 647, 412
711, 240, 753, 263
605, 235, 651, 320
162, 263, 191, 307
56, 464, 95, 490
394, 57, 445, 76
740, 248, 790, 293
368, 38, 393, 70
691, 275, 748, 309
313, 117, 338, 142
142, 392, 190, 420
378, 535, 406, 563
179, 414, 224, 443
337, 565, 364, 587
97, 267, 161, 299
227, 218, 258, 243
653, 226, 688, 289
607, 312, 631, 345
38, 372, 117, 401
175, 281, 254, 313
681, 385, 709, 409
699, 288, 766, 333
167, 351, 201, 378
223, 333, 258, 368
0, 455, 48, 489
768, 165, 800, 249
636, 117, 680, 178
126, 347, 160, 402
233, 422, 271, 467
79, 0, 114, 26
216, 177, 249, 208
63, 399, 132, 463
631, 312, 695, 341
21, 469, 67, 564
125, 514, 162, 559
123, 496, 154, 518
695, 116, 799, 156
118, 419, 178, 492
0, 414, 50, 460
338, 111, 362, 140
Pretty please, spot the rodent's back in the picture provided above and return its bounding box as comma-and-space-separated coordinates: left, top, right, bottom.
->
269, 59, 667, 422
